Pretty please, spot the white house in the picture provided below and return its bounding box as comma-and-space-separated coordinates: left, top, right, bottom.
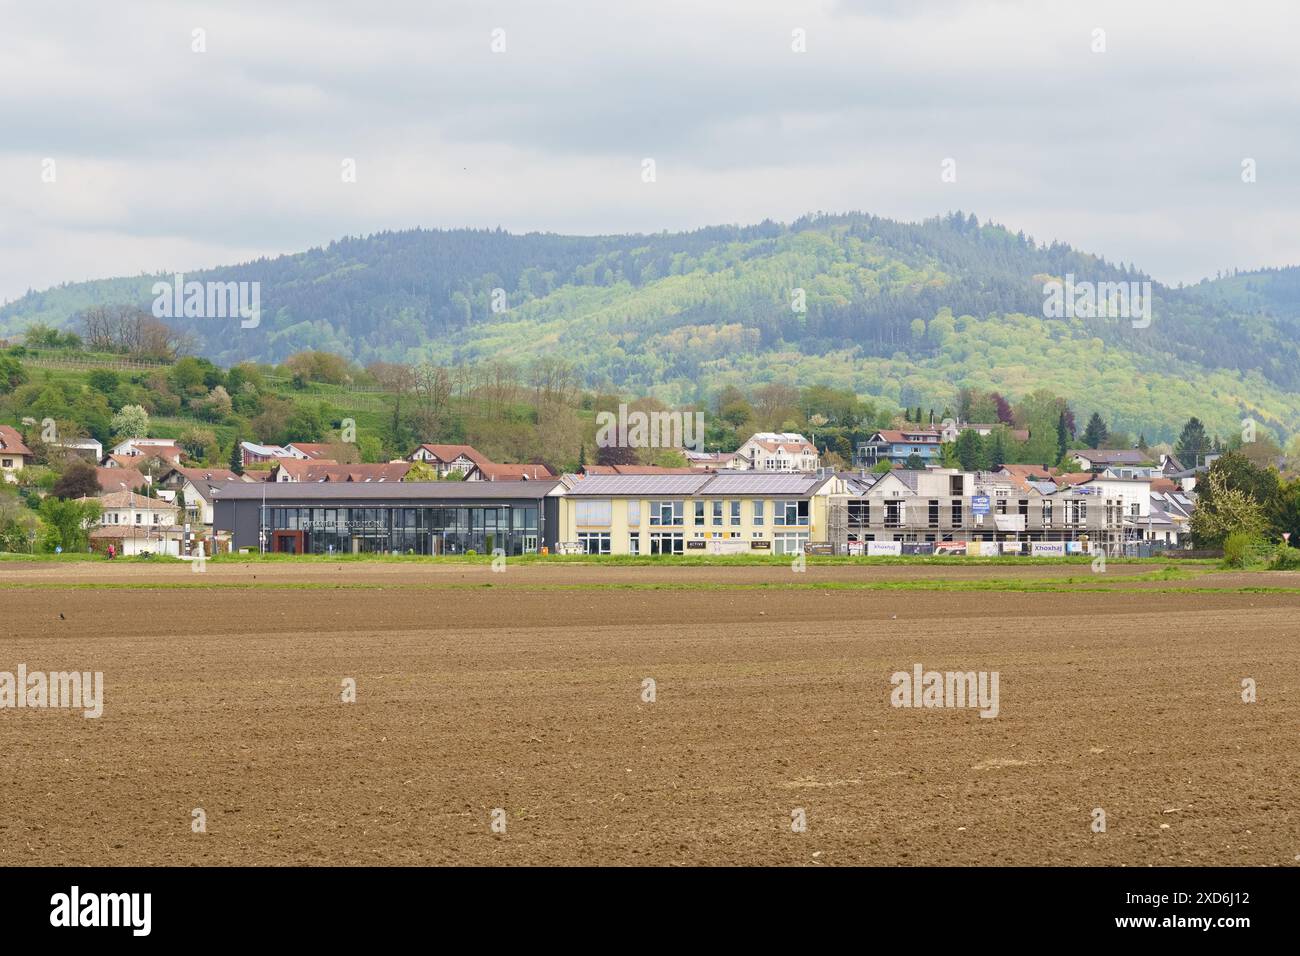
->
734, 433, 820, 472
407, 443, 489, 479
1072, 475, 1152, 520
109, 437, 182, 457
85, 490, 183, 556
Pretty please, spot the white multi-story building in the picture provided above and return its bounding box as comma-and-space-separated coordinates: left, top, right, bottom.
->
734, 433, 820, 472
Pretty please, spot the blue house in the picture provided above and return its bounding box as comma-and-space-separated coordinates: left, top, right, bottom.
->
854, 429, 943, 468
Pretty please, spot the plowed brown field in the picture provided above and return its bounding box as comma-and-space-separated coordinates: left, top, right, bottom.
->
1, 560, 1297, 866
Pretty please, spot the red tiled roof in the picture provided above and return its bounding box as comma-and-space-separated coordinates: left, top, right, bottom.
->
108, 445, 183, 466
172, 466, 242, 483
286, 443, 338, 460
269, 459, 338, 480
0, 425, 32, 458
328, 463, 411, 482
1054, 472, 1094, 487
96, 467, 146, 493
273, 460, 410, 482
478, 462, 555, 480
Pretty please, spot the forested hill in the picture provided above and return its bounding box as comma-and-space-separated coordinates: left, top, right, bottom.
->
3, 212, 1299, 442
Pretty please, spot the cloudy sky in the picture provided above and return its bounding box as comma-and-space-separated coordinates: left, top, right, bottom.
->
1, 0, 1297, 303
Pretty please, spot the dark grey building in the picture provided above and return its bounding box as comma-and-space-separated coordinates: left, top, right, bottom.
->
211, 480, 560, 555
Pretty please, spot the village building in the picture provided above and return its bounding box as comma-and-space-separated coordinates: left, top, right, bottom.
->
84, 490, 184, 556
0, 425, 33, 480
52, 437, 104, 462
854, 429, 943, 468
267, 460, 411, 483
734, 433, 820, 472
406, 443, 491, 479
556, 472, 842, 555
157, 467, 252, 526
239, 441, 300, 467
211, 480, 558, 555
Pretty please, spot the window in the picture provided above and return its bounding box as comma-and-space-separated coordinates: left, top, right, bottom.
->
1, 459, 11, 468
753, 500, 765, 525
135, 513, 142, 524
626, 500, 640, 527
776, 500, 809, 526
884, 500, 902, 528
694, 500, 705, 524
575, 499, 612, 526
730, 501, 741, 526
577, 532, 611, 554
950, 500, 962, 527
1042, 501, 1053, 525
1130, 503, 1140, 516
649, 532, 684, 554
928, 500, 939, 528
773, 532, 809, 555
649, 501, 684, 526
712, 501, 724, 526
848, 500, 868, 526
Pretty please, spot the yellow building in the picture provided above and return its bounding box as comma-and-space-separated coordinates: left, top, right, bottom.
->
556, 473, 843, 555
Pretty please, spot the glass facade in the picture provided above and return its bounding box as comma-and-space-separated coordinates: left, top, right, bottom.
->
263, 505, 540, 555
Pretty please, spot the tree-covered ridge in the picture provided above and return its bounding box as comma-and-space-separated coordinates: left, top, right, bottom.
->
3, 212, 1299, 442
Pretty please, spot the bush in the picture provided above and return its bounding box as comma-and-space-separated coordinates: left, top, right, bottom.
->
1268, 546, 1300, 570
1222, 532, 1267, 569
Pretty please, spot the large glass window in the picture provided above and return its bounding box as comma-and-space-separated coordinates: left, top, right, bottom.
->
577, 532, 611, 554
773, 532, 809, 555
730, 501, 741, 526
753, 500, 765, 526
649, 532, 684, 554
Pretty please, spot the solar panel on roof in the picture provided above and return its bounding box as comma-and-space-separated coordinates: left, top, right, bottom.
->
568, 475, 711, 495
703, 474, 819, 494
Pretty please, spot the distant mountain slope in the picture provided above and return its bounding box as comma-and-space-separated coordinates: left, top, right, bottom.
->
3, 213, 1298, 442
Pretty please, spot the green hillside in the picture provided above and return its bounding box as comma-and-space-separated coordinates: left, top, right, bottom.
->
3, 212, 1297, 443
